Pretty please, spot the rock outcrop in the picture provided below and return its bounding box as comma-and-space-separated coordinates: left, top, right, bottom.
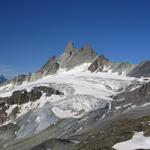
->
88, 55, 110, 72
111, 62, 135, 75
0, 86, 63, 124
36, 56, 59, 77
113, 81, 150, 107
88, 56, 135, 75
128, 61, 150, 77
58, 42, 97, 69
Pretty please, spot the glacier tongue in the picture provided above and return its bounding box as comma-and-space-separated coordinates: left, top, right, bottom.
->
15, 103, 59, 139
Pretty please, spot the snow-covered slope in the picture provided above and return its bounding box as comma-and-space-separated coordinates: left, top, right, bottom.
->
0, 62, 144, 149
0, 63, 137, 125
0, 62, 138, 149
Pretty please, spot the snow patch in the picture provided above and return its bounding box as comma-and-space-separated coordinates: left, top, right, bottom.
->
113, 131, 150, 150
6, 104, 18, 116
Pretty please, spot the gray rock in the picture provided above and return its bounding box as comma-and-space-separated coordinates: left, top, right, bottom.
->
31, 138, 75, 150
58, 43, 97, 69
128, 61, 150, 77
88, 55, 110, 72
113, 81, 150, 107
0, 86, 64, 124
110, 62, 135, 75
64, 40, 75, 53
37, 56, 59, 76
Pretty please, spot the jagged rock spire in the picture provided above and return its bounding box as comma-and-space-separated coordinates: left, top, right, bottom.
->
99, 55, 109, 61
83, 44, 92, 50
65, 40, 75, 53
82, 44, 96, 55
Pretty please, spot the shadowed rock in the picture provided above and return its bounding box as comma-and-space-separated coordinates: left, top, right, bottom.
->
128, 61, 150, 77
113, 81, 150, 107
0, 75, 7, 84
88, 55, 110, 72
0, 86, 64, 124
36, 56, 59, 76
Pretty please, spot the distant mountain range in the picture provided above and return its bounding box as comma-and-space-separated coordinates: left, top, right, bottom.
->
0, 75, 7, 84
1, 41, 150, 87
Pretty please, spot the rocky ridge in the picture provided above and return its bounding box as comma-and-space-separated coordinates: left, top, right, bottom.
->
1, 41, 146, 87
128, 61, 150, 77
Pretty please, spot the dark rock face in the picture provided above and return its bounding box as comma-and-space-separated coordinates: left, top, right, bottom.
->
0, 75, 7, 84
9, 106, 20, 119
1, 86, 64, 105
88, 56, 134, 74
113, 82, 150, 107
88, 55, 110, 72
37, 56, 60, 76
0, 86, 63, 124
34, 86, 63, 96
128, 61, 150, 77
9, 74, 28, 86
0, 110, 7, 124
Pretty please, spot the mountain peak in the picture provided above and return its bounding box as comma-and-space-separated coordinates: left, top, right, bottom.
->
0, 75, 7, 84
83, 44, 92, 50
0, 75, 5, 78
64, 40, 75, 53
99, 55, 109, 61
81, 44, 97, 56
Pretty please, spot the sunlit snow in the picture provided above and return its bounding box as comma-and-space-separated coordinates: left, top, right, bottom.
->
113, 131, 150, 150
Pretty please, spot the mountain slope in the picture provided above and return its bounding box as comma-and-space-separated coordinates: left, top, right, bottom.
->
0, 62, 149, 150
0, 75, 7, 84
128, 61, 150, 77
0, 41, 150, 150
2, 41, 138, 88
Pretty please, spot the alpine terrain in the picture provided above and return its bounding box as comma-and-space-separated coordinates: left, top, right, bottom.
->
0, 75, 7, 84
0, 41, 150, 150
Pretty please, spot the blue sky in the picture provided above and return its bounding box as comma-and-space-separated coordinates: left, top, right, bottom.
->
0, 0, 150, 78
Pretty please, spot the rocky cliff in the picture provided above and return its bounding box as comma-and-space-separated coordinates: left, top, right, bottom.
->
128, 61, 150, 77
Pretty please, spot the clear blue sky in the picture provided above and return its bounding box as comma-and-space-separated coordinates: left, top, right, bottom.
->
0, 0, 150, 78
